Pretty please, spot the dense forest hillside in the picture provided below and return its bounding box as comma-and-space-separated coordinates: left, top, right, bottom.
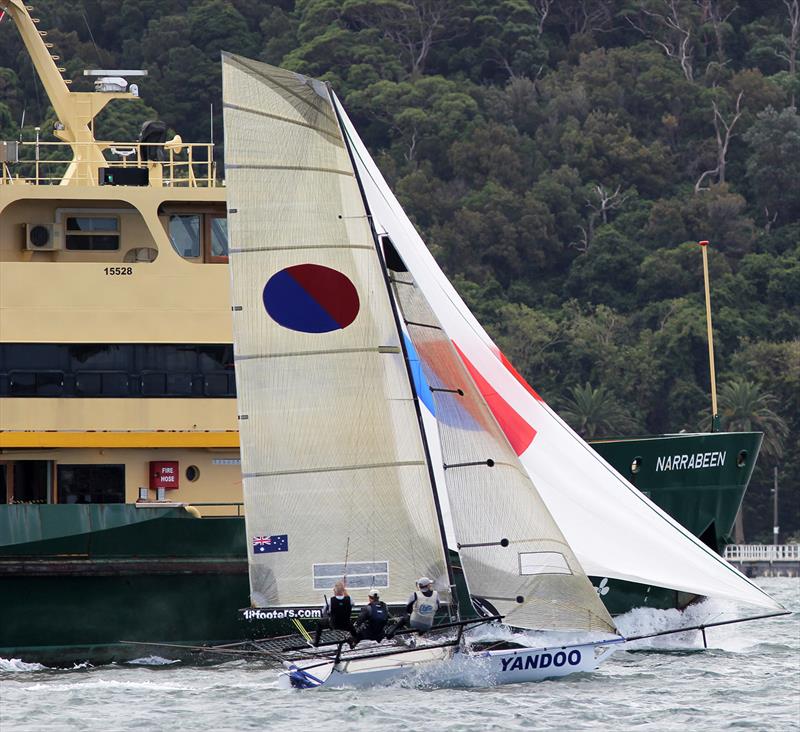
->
1, 0, 798, 540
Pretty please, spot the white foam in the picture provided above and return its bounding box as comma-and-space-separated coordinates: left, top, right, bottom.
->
126, 655, 180, 666
613, 596, 754, 650
0, 657, 48, 673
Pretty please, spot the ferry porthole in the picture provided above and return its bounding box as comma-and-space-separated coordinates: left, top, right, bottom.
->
186, 465, 200, 482
736, 451, 747, 468
631, 457, 642, 474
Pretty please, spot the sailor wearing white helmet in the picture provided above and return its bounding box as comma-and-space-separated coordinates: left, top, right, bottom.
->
408, 577, 440, 630
386, 577, 441, 638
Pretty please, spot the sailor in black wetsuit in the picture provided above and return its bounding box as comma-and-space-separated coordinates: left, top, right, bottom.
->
314, 581, 354, 645
352, 590, 390, 644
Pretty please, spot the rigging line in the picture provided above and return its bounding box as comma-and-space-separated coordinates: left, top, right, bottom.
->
343, 536, 350, 584
623, 610, 791, 643
79, 3, 101, 66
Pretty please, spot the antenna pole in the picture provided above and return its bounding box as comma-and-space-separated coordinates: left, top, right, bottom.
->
699, 240, 719, 432
773, 466, 779, 546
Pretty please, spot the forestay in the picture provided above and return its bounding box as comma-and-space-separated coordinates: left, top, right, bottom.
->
332, 94, 783, 613
389, 264, 615, 634
222, 54, 449, 608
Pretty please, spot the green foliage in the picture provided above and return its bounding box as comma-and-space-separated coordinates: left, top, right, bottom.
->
1, 0, 797, 539
557, 382, 641, 439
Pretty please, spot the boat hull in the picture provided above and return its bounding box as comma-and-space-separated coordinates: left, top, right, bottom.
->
282, 641, 618, 689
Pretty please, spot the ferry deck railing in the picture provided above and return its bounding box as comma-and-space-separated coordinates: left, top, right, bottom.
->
134, 501, 244, 517
1, 139, 218, 187
724, 544, 800, 562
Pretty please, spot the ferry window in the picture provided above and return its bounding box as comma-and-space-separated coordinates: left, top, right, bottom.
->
197, 344, 233, 371
70, 344, 129, 370
141, 372, 167, 396
9, 371, 64, 396
75, 371, 129, 396
206, 215, 229, 262
65, 216, 120, 250
57, 464, 125, 504
10, 461, 51, 504
167, 373, 193, 396
203, 373, 230, 396
169, 214, 201, 257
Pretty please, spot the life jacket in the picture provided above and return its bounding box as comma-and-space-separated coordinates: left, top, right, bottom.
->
410, 589, 439, 629
364, 601, 388, 638
328, 595, 352, 630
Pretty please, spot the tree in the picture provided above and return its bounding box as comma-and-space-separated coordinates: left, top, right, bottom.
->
557, 382, 641, 438
704, 379, 789, 458
744, 106, 800, 222
341, 0, 470, 79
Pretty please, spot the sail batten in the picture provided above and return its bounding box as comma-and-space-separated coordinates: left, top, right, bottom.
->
243, 461, 427, 479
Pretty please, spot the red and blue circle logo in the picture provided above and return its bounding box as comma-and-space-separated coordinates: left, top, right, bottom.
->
262, 264, 360, 333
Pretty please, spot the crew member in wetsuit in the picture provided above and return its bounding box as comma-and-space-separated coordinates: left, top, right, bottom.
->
386, 577, 440, 637
314, 580, 354, 645
352, 590, 390, 644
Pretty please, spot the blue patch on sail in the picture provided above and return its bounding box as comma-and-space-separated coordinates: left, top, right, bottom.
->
262, 269, 340, 333
403, 333, 435, 415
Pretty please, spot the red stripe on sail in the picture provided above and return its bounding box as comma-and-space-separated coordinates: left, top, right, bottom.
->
494, 348, 543, 401
453, 342, 536, 455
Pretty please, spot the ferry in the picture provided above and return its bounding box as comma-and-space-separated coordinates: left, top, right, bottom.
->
0, 1, 762, 664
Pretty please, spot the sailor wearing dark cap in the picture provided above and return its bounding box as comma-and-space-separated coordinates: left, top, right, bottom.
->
352, 589, 390, 644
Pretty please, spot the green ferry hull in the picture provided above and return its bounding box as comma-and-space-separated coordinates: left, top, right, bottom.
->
588, 431, 762, 614
0, 432, 762, 664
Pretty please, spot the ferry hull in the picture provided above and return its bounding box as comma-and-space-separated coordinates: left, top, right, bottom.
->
0, 432, 761, 664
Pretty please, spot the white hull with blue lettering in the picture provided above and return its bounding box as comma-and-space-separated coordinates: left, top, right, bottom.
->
280, 639, 620, 689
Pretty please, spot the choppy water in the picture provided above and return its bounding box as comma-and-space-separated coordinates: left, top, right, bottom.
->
1, 578, 798, 731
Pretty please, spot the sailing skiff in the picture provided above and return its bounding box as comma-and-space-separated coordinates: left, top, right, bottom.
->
220, 54, 784, 689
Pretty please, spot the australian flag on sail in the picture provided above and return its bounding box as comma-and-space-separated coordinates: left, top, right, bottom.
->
252, 534, 289, 554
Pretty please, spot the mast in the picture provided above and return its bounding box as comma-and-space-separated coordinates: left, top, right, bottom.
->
327, 88, 457, 612
698, 240, 719, 432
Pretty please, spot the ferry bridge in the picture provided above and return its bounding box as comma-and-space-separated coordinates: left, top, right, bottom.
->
724, 544, 800, 577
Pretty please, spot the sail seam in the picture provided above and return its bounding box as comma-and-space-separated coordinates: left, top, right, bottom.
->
235, 346, 398, 360
243, 460, 425, 478
223, 101, 341, 141
225, 163, 354, 176
405, 320, 442, 330
230, 244, 374, 254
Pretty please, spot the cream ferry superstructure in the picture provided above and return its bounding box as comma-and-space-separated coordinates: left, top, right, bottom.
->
1, 0, 242, 512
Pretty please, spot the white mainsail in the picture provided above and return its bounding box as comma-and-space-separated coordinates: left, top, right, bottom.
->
333, 94, 783, 613
222, 54, 450, 608
390, 265, 615, 633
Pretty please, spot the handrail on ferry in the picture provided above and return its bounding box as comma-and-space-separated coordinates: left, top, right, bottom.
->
135, 501, 244, 517
0, 139, 218, 187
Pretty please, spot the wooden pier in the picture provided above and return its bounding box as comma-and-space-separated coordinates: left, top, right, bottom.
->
724, 544, 800, 577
